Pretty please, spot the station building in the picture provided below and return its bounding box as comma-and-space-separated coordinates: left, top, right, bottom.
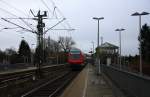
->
97, 42, 119, 65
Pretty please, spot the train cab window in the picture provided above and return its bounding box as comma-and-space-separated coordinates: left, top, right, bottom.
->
70, 54, 80, 59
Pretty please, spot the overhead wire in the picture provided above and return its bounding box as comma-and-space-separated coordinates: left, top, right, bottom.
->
40, 0, 53, 18
49, 0, 74, 40
44, 18, 66, 34
1, 18, 36, 33
19, 17, 35, 31
0, 0, 36, 32
0, 8, 35, 33
40, 0, 69, 30
0, 7, 18, 17
0, 7, 23, 29
49, 0, 72, 29
0, 23, 8, 28
40, 0, 59, 37
53, 6, 58, 19
55, 6, 71, 29
0, 0, 73, 39
0, 0, 39, 47
0, 0, 29, 17
49, 0, 67, 29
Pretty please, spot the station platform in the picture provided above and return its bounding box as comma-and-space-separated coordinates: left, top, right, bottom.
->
0, 64, 64, 75
0, 66, 36, 75
60, 64, 116, 97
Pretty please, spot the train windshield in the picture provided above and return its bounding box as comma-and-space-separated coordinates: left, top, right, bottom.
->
69, 49, 81, 59
70, 54, 80, 59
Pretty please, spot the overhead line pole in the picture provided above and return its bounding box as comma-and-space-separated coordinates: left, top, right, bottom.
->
34, 10, 47, 77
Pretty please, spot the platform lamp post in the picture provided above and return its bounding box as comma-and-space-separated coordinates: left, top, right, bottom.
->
115, 28, 125, 69
93, 17, 104, 74
131, 12, 149, 75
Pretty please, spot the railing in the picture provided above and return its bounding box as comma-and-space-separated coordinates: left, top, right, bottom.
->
101, 64, 150, 97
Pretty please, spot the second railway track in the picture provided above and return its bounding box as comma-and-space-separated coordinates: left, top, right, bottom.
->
21, 71, 79, 97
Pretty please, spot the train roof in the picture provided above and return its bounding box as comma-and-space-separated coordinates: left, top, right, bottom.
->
70, 48, 80, 51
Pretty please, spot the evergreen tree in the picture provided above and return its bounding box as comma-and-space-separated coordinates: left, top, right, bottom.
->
18, 40, 31, 63
0, 50, 6, 63
140, 24, 150, 63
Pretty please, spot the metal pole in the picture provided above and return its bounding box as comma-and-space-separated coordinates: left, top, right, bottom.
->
93, 17, 104, 74
36, 10, 47, 78
115, 28, 125, 69
119, 30, 121, 69
98, 20, 100, 47
97, 20, 101, 74
139, 15, 142, 74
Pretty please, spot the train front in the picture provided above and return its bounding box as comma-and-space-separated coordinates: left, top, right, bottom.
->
68, 48, 84, 69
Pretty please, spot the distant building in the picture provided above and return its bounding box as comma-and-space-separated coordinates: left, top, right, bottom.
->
97, 42, 119, 65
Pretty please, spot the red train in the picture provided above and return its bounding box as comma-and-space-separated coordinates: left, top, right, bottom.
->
68, 48, 85, 70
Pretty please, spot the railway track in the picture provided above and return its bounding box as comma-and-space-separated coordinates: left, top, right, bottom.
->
21, 71, 79, 97
0, 64, 71, 97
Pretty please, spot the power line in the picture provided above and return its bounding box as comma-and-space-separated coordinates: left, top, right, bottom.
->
56, 7, 72, 29
1, 18, 36, 33
0, 7, 35, 31
0, 0, 29, 17
0, 23, 8, 28
49, 0, 72, 29
53, 6, 58, 19
44, 18, 66, 34
48, 0, 66, 21
0, 7, 18, 17
0, 8, 31, 29
40, 0, 53, 17
0, 0, 40, 34
19, 17, 35, 31
0, 2, 36, 31
40, 0, 71, 30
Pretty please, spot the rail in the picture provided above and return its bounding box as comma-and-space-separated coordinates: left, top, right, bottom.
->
21, 71, 78, 97
0, 64, 69, 97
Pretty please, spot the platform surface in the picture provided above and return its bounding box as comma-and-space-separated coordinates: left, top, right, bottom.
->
0, 64, 65, 75
60, 64, 115, 97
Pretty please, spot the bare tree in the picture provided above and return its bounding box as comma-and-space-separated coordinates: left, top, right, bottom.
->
45, 36, 60, 53
58, 36, 75, 52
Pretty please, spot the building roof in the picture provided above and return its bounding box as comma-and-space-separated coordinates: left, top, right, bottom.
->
99, 42, 118, 49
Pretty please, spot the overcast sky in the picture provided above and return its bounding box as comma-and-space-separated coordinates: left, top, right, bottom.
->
0, 0, 150, 55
